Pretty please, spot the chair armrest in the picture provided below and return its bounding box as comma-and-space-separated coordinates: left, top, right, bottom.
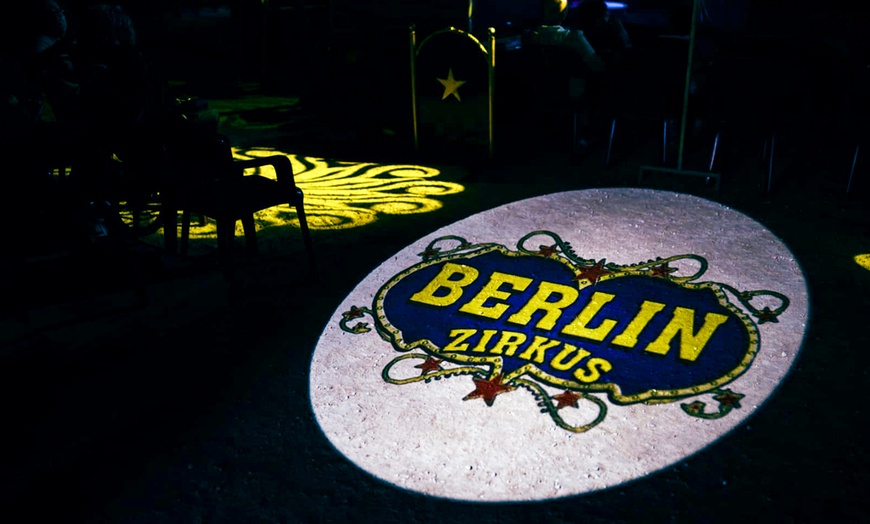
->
233, 155, 296, 187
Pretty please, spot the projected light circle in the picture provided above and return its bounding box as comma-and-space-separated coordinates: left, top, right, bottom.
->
310, 188, 808, 501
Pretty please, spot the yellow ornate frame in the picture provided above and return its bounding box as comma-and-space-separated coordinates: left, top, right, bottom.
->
409, 25, 495, 159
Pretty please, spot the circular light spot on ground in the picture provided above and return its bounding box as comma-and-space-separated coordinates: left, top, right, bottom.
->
310, 188, 808, 502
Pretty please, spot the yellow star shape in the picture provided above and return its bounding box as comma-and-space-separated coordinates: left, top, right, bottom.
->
437, 68, 466, 102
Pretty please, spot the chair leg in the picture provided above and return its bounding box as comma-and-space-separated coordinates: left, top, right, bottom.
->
181, 210, 192, 256
662, 119, 669, 165
130, 202, 141, 238
163, 203, 177, 254
847, 144, 860, 194
708, 131, 720, 172
242, 215, 258, 255
605, 118, 616, 167
294, 189, 316, 275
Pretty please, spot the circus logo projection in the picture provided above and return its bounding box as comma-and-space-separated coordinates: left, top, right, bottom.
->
339, 231, 788, 432
310, 188, 808, 502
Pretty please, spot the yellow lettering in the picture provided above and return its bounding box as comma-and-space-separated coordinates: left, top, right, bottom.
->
506, 281, 579, 329
517, 335, 561, 363
442, 329, 477, 352
458, 271, 533, 320
410, 263, 479, 307
643, 308, 729, 361
488, 331, 528, 355
549, 344, 591, 371
611, 300, 667, 348
573, 358, 612, 383
471, 329, 499, 352
561, 292, 618, 341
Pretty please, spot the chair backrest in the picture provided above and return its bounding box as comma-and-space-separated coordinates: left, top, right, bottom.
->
162, 104, 232, 189
412, 26, 494, 159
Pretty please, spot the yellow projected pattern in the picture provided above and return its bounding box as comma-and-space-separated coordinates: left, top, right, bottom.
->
855, 254, 870, 271
177, 148, 464, 241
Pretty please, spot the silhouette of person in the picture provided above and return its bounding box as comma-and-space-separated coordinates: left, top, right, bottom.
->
565, 0, 631, 67
523, 0, 604, 73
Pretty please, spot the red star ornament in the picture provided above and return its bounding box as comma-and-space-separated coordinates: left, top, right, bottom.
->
342, 306, 364, 320
463, 373, 515, 407
713, 389, 744, 409
573, 260, 611, 285
684, 401, 705, 415
755, 307, 779, 324
415, 357, 443, 375
418, 247, 441, 260
649, 263, 677, 278
350, 322, 370, 333
552, 390, 582, 409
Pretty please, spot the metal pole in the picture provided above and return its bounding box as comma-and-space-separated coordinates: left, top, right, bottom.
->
410, 25, 419, 151
677, 0, 700, 171
488, 26, 495, 159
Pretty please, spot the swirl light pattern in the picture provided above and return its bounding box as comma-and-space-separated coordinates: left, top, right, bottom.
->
178, 147, 465, 241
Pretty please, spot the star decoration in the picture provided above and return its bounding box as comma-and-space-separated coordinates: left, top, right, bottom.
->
415, 357, 443, 375
573, 260, 611, 285
350, 322, 370, 333
437, 68, 466, 101
649, 263, 677, 278
463, 373, 515, 407
552, 390, 582, 409
538, 245, 558, 257
342, 306, 365, 320
418, 246, 441, 260
713, 389, 744, 409
755, 307, 779, 324
684, 401, 705, 415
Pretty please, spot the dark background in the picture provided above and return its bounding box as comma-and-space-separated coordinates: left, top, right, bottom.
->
2, 1, 868, 522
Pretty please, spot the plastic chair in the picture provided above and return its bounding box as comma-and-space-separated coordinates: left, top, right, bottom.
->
703, 37, 809, 194
164, 133, 315, 275
605, 36, 691, 166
